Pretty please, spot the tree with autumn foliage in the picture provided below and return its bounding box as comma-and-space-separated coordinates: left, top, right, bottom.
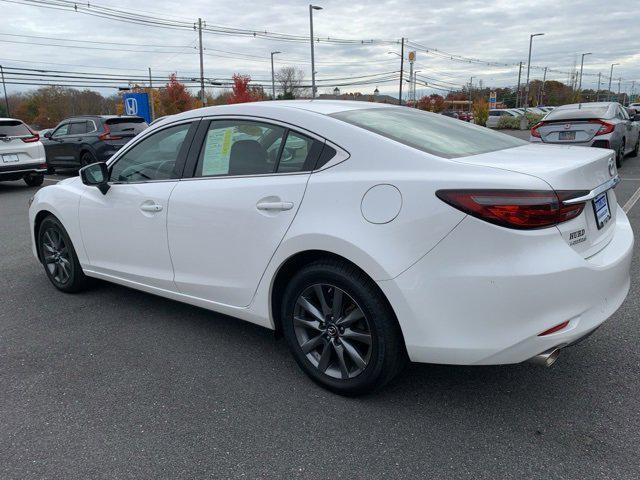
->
227, 74, 265, 104
416, 94, 445, 112
158, 73, 196, 115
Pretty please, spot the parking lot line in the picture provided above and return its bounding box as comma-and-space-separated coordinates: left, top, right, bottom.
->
623, 184, 640, 213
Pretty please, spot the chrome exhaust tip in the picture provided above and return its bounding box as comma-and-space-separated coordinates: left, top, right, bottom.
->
528, 347, 561, 367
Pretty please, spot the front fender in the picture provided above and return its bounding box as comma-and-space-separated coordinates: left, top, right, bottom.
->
29, 178, 86, 264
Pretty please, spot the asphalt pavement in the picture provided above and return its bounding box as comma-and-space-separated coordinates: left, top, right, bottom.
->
1, 136, 640, 479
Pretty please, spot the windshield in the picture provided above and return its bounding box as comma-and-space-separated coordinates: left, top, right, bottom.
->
330, 107, 526, 158
0, 120, 31, 137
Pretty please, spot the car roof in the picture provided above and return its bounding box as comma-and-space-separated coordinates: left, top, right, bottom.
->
171, 100, 393, 121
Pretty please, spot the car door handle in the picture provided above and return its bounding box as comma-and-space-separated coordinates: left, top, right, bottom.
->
256, 201, 294, 211
139, 203, 163, 212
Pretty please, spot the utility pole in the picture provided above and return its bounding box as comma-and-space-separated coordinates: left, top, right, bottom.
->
408, 53, 414, 106
608, 63, 618, 101
398, 37, 404, 105
0, 65, 8, 117
596, 72, 601, 102
468, 77, 473, 113
148, 67, 155, 122
631, 80, 636, 104
198, 18, 205, 107
618, 77, 622, 103
515, 61, 523, 108
309, 5, 322, 99
270, 51, 281, 100
538, 66, 547, 105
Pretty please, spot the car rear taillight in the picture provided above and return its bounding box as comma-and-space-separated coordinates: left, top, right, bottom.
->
98, 123, 123, 141
530, 121, 544, 138
591, 120, 615, 136
436, 189, 589, 229
21, 129, 40, 143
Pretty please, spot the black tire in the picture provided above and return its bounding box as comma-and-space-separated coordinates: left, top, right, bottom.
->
23, 173, 44, 187
37, 215, 92, 293
80, 151, 97, 168
46, 164, 55, 174
632, 139, 639, 158
616, 140, 625, 168
281, 259, 406, 395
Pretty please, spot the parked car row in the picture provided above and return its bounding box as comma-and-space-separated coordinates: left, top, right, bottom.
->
485, 106, 554, 128
441, 110, 474, 122
0, 115, 147, 186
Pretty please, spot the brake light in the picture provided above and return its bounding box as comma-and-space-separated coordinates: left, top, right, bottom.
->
98, 123, 122, 141
21, 128, 39, 143
436, 189, 589, 229
530, 121, 544, 138
591, 120, 615, 136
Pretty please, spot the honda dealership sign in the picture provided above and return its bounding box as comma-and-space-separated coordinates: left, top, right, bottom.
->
122, 92, 151, 123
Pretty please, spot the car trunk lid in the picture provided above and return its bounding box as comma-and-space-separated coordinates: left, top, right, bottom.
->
453, 143, 619, 257
535, 119, 607, 143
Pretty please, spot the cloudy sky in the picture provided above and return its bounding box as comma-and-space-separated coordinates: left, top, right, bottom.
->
1, 0, 638, 99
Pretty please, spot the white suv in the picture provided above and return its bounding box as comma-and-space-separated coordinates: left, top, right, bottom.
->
0, 118, 47, 186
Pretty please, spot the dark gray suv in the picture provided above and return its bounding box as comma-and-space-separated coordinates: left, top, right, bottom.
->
42, 115, 148, 171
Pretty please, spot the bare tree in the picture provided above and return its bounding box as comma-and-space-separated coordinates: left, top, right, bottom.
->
275, 66, 306, 99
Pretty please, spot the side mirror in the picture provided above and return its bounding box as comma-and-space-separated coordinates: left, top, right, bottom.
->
80, 162, 110, 195
44, 131, 52, 139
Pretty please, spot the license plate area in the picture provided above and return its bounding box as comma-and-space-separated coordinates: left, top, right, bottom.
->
559, 131, 576, 141
592, 192, 611, 230
2, 153, 19, 163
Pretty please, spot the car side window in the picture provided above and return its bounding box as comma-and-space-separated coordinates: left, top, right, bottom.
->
194, 120, 286, 177
69, 122, 88, 135
52, 124, 69, 138
276, 131, 318, 173
109, 123, 191, 183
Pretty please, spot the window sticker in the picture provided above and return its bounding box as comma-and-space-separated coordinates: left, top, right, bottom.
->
202, 127, 235, 175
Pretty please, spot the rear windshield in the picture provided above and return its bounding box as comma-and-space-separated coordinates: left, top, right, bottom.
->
0, 120, 31, 137
330, 108, 526, 158
106, 117, 148, 136
488, 111, 505, 116
546, 106, 610, 120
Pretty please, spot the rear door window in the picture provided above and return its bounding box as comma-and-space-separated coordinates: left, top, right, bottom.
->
68, 122, 88, 135
0, 120, 31, 137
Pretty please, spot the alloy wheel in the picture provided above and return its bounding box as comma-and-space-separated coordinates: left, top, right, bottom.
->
293, 284, 373, 379
42, 227, 72, 285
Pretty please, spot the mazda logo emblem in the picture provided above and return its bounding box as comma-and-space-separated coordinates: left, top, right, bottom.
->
608, 158, 616, 177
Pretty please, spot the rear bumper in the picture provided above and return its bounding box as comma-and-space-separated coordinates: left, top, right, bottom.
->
0, 162, 46, 178
378, 205, 633, 365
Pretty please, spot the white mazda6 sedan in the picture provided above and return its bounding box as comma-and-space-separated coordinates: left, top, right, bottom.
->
28, 100, 633, 395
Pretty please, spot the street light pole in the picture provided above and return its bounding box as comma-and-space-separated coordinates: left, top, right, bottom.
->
270, 51, 281, 100
524, 33, 544, 119
0, 65, 9, 116
577, 52, 592, 102
309, 5, 322, 99
608, 63, 619, 101
596, 72, 601, 102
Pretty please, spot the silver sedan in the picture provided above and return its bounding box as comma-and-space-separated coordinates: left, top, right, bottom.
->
530, 102, 640, 167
